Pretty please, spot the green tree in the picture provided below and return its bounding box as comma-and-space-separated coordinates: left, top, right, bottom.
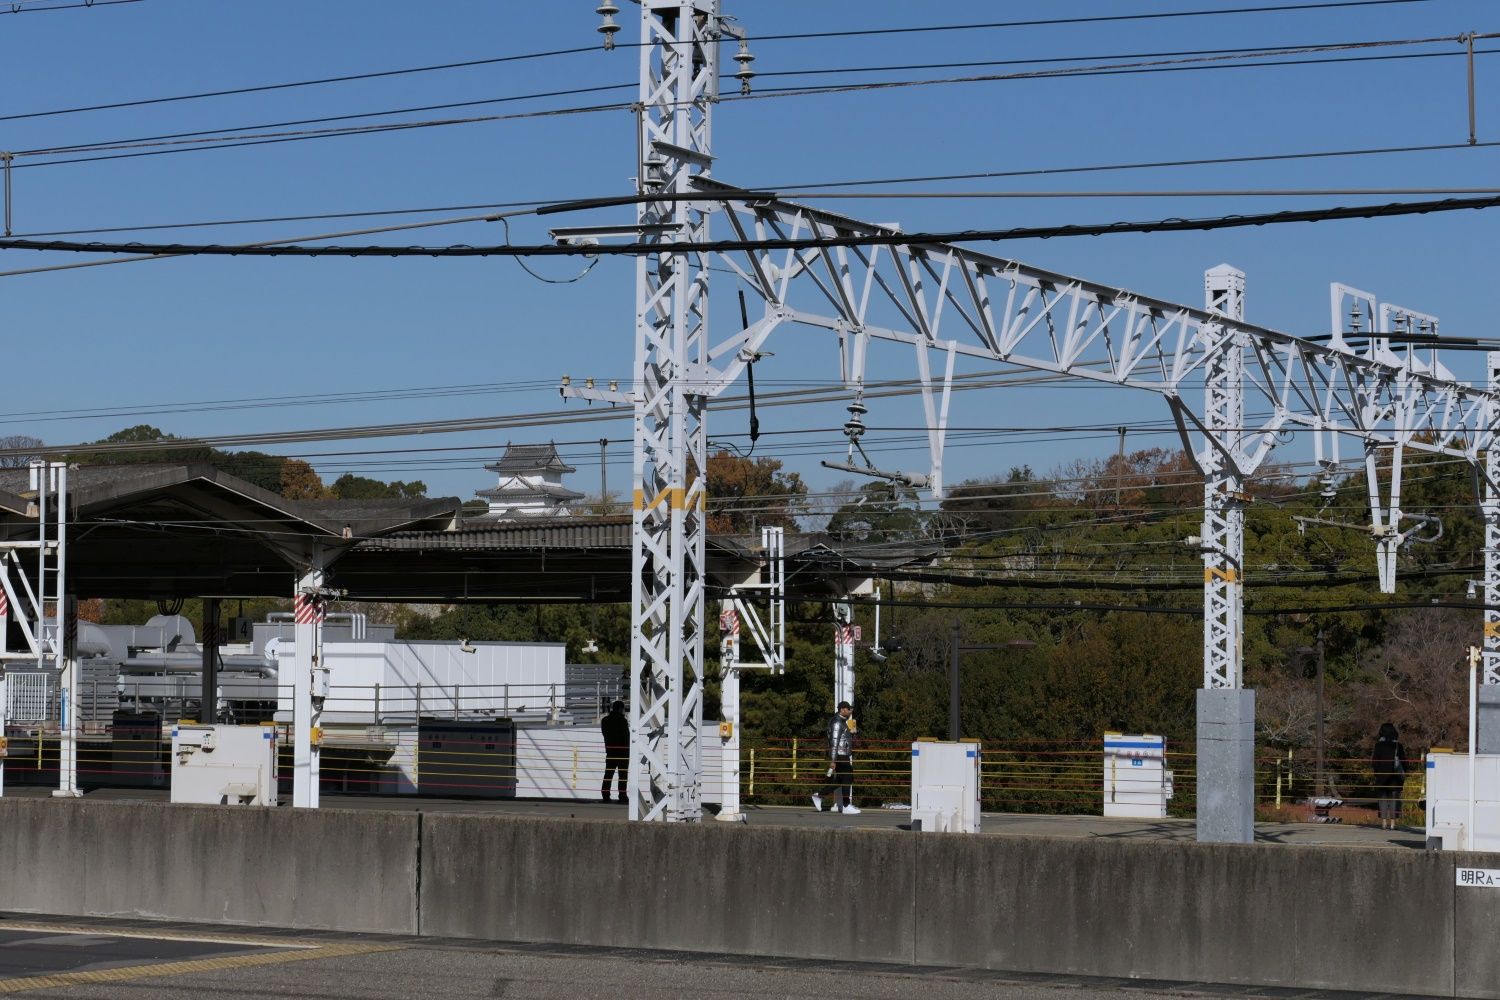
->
329, 474, 428, 500
825, 482, 924, 544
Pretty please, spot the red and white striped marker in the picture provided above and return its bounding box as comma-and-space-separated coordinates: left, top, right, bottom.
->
293, 592, 326, 625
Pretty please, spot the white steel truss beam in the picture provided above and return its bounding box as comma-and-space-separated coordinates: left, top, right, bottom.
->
682, 182, 1500, 481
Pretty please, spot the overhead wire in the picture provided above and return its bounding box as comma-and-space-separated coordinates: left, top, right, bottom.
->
0, 191, 1494, 267
8, 41, 1493, 173
0, 1, 1438, 124
21, 136, 1500, 241
16, 36, 1451, 159
1, 0, 142, 12
734, 0, 1442, 44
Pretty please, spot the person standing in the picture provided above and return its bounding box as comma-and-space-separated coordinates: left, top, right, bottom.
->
812, 700, 860, 815
600, 700, 630, 804
1371, 721, 1407, 831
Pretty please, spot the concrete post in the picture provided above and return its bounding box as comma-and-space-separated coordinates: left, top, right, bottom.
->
1196, 689, 1256, 843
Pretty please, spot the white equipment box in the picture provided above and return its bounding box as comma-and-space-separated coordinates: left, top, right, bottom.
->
171, 724, 277, 806
1103, 733, 1173, 819
910, 740, 981, 833
1425, 751, 1500, 851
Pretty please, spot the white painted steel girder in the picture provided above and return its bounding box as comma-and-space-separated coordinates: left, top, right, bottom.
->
690, 184, 1500, 478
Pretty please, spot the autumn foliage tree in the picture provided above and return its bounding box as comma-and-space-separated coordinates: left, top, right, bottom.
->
705, 450, 807, 534
278, 459, 331, 500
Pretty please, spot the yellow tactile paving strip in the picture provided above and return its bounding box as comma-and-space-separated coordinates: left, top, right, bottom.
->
0, 923, 401, 994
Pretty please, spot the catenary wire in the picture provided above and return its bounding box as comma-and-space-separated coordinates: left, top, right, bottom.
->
0, 1, 1437, 123
10, 44, 1494, 173
0, 192, 1493, 265
20, 36, 1450, 158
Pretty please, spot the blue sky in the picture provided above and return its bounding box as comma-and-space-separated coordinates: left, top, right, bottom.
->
0, 0, 1495, 504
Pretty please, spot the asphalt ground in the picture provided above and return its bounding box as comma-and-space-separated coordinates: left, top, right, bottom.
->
1, 785, 1428, 849
0, 917, 1451, 1000
0, 928, 275, 980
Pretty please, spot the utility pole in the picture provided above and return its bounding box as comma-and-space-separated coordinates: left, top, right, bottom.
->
599, 438, 608, 512
1115, 426, 1127, 506
949, 623, 961, 742
1314, 629, 1326, 797
949, 626, 1034, 744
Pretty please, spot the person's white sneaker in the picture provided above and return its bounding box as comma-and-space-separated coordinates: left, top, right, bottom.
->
842, 804, 862, 815
832, 804, 843, 813
810, 793, 823, 812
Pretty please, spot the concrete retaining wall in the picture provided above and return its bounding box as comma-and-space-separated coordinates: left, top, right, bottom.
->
915, 835, 1455, 995
1, 797, 1497, 996
420, 814, 1500, 999
0, 799, 418, 934
418, 814, 912, 961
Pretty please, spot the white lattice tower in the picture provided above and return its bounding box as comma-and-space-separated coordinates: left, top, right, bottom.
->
1202, 265, 1246, 690
1484, 351, 1500, 686
629, 0, 720, 822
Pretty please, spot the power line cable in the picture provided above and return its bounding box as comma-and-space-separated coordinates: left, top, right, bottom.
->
12, 42, 1492, 174
0, 1, 1435, 123
20, 36, 1446, 158
20, 135, 1500, 240
764, 141, 1500, 192
2, 0, 142, 12
0, 45, 602, 124
735, 1, 1443, 44
0, 191, 1492, 263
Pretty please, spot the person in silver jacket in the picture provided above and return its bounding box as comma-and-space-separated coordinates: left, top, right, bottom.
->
811, 701, 860, 814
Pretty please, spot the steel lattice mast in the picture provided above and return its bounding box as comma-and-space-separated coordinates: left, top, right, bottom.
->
627, 0, 720, 822
1200, 266, 1247, 692
570, 3, 1500, 833
1485, 352, 1500, 687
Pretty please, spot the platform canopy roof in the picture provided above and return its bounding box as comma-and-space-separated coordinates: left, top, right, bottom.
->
0, 465, 934, 602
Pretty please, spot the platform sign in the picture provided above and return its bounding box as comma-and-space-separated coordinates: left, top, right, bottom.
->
1456, 868, 1500, 887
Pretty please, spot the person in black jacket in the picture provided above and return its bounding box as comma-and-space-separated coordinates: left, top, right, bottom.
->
600, 701, 630, 804
1371, 721, 1408, 830
811, 701, 860, 815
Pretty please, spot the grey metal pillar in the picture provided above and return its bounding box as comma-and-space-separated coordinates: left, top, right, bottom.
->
200, 598, 220, 724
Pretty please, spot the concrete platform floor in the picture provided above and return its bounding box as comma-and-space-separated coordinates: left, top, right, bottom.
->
0, 785, 1428, 849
